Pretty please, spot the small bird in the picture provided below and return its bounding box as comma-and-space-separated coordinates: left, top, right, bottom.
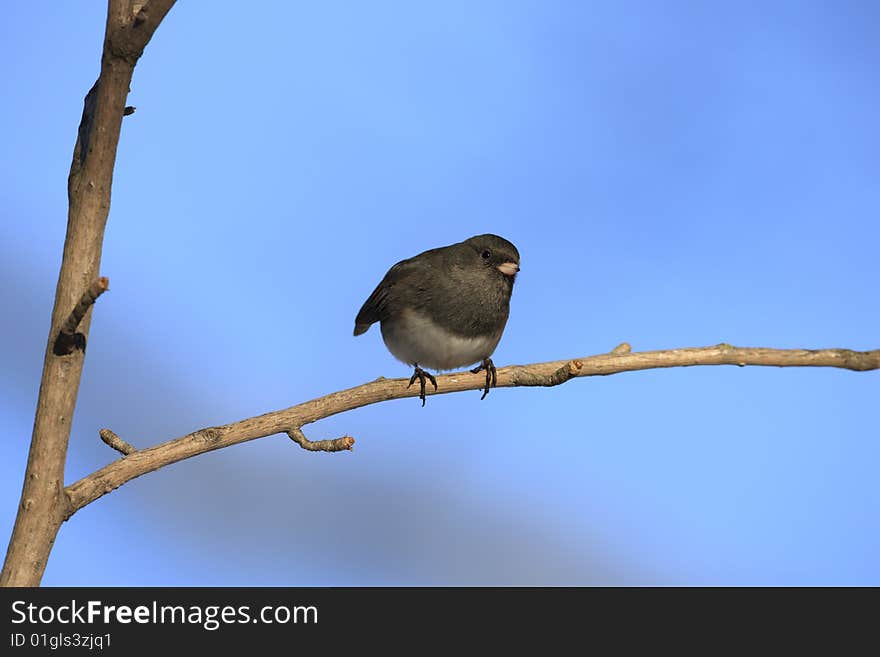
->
354, 234, 520, 405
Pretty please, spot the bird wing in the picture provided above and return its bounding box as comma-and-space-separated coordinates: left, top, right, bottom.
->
353, 258, 420, 336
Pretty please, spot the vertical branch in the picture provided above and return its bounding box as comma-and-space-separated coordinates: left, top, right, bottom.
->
0, 0, 176, 587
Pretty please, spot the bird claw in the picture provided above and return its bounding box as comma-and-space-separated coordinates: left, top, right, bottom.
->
407, 365, 437, 406
470, 358, 497, 400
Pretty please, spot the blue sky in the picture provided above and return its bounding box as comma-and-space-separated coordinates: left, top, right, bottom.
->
1, 1, 878, 585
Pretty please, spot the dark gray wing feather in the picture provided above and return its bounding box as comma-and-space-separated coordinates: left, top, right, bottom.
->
353, 282, 389, 335
353, 260, 415, 335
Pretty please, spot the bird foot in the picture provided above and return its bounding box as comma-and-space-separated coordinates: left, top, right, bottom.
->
470, 358, 497, 400
407, 365, 438, 407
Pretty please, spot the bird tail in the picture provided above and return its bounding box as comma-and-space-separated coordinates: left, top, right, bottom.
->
353, 322, 371, 336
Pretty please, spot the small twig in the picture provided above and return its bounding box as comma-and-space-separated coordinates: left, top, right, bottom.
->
287, 428, 355, 453
99, 429, 136, 456
61, 277, 109, 335
53, 277, 109, 355
123, 106, 136, 116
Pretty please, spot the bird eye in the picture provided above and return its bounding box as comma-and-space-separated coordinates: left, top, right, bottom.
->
481, 249, 492, 260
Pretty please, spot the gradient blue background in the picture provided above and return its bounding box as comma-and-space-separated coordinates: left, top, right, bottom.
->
2, 2, 878, 585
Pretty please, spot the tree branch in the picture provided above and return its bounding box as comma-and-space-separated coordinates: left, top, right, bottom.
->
1, 0, 176, 587
288, 428, 355, 452
63, 344, 879, 519
107, 0, 177, 62
99, 429, 137, 456
53, 277, 109, 356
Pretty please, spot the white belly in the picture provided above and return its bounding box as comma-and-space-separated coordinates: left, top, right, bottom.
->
380, 309, 502, 371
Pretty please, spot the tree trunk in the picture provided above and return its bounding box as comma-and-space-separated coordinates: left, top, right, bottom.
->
1, 0, 175, 587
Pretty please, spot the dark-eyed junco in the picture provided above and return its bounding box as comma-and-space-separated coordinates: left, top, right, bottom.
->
354, 234, 520, 405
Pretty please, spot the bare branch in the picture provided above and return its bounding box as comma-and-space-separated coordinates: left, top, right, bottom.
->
107, 0, 177, 62
287, 428, 355, 453
99, 429, 136, 456
60, 277, 110, 334
1, 0, 176, 587
62, 344, 880, 519
54, 277, 109, 355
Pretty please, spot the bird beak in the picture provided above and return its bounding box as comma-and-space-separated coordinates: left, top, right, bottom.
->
496, 262, 520, 277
